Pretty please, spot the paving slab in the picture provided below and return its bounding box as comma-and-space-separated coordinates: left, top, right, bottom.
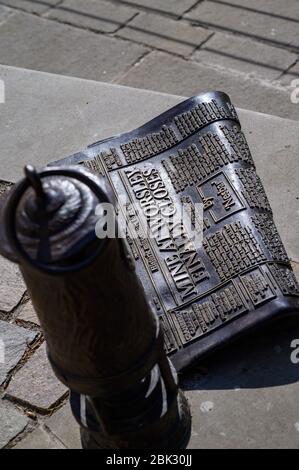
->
209, 0, 299, 21
186, 384, 299, 449
0, 0, 60, 15
185, 1, 299, 51
183, 322, 299, 448
115, 0, 199, 18
0, 10, 148, 81
0, 400, 28, 448
117, 51, 298, 120
6, 343, 67, 410
117, 12, 212, 57
193, 31, 297, 81
14, 426, 66, 449
46, 403, 81, 449
0, 256, 26, 313
0, 320, 37, 385
0, 65, 299, 448
46, 0, 138, 34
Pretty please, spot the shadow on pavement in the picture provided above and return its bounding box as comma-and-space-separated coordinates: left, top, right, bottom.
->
181, 319, 299, 390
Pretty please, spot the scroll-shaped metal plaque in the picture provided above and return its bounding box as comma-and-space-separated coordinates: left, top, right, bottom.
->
54, 91, 299, 371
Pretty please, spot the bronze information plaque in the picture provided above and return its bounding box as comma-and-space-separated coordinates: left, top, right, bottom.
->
54, 91, 299, 371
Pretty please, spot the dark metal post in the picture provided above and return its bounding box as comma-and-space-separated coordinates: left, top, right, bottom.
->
0, 165, 191, 449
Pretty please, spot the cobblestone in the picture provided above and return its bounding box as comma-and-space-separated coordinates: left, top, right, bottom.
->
0, 320, 37, 385
6, 343, 67, 410
17, 300, 40, 325
0, 400, 28, 448
0, 257, 26, 313
14, 426, 66, 449
46, 403, 81, 449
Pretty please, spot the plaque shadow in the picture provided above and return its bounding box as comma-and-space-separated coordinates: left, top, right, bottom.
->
180, 320, 299, 390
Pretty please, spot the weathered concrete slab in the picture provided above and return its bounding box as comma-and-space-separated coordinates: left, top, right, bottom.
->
6, 343, 67, 410
0, 65, 182, 182
183, 323, 299, 448
0, 10, 147, 81
46, 0, 137, 34
46, 403, 81, 449
117, 51, 297, 120
0, 320, 37, 385
117, 12, 212, 56
0, 400, 28, 448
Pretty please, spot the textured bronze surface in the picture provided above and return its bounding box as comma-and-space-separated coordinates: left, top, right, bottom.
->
53, 91, 299, 371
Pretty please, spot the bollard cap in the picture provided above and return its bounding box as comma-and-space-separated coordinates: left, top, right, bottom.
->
0, 165, 111, 272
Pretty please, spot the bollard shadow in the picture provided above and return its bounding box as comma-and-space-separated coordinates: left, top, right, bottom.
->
180, 318, 299, 391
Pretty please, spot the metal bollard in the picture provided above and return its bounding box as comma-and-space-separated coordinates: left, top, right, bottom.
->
0, 165, 191, 449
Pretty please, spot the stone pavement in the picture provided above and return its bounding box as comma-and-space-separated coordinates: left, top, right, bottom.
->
0, 0, 298, 120
0, 65, 299, 448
